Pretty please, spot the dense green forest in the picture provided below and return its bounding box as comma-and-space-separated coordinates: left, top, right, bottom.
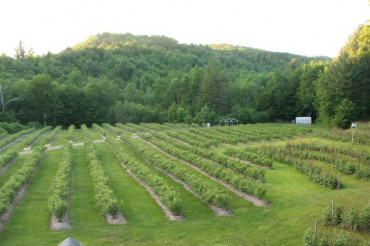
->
0, 25, 368, 128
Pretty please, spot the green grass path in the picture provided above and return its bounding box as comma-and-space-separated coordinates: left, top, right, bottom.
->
0, 155, 27, 187
51, 129, 68, 146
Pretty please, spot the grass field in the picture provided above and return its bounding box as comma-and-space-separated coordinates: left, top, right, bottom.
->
0, 123, 369, 245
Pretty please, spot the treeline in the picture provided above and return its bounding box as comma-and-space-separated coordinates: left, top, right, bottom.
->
0, 26, 368, 128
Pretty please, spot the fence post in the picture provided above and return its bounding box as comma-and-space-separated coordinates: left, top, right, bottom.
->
337, 173, 341, 189
331, 200, 335, 220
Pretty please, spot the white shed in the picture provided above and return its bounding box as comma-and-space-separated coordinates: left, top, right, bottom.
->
295, 117, 312, 125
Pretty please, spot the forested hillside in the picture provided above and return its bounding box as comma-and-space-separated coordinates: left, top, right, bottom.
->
0, 26, 368, 127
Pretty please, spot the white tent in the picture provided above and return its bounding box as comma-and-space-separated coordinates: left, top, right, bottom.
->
295, 117, 312, 125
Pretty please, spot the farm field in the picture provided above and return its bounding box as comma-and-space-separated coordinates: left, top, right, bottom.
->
0, 123, 369, 245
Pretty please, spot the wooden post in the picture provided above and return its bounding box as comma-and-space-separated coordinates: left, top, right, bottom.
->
337, 173, 341, 189
351, 128, 354, 143
314, 221, 318, 241
331, 200, 335, 220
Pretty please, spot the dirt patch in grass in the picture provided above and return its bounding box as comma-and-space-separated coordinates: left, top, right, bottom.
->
106, 211, 127, 224
50, 214, 71, 230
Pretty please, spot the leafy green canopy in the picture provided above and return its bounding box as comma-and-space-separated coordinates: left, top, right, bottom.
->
1, 29, 367, 128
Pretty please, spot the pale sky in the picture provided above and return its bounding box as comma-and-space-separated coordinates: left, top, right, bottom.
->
0, 0, 369, 58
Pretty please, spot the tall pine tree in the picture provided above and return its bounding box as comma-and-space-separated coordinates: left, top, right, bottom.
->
315, 25, 370, 128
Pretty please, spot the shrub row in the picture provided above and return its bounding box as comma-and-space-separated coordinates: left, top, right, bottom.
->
314, 128, 370, 145
81, 124, 119, 216
100, 124, 232, 210
303, 228, 358, 246
140, 123, 172, 131
257, 146, 338, 189
0, 128, 34, 149
186, 124, 313, 145
20, 126, 52, 148
165, 129, 218, 148
48, 142, 73, 220
0, 127, 51, 173
140, 133, 266, 198
67, 125, 75, 141
36, 126, 62, 147
280, 147, 369, 180
321, 202, 370, 232
94, 124, 183, 215
0, 127, 8, 140
0, 151, 18, 169
0, 146, 45, 216
145, 131, 265, 180
188, 128, 240, 144
116, 123, 144, 133
224, 148, 273, 168
102, 123, 122, 136
286, 141, 370, 165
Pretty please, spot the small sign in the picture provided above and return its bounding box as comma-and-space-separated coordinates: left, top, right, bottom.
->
351, 123, 357, 128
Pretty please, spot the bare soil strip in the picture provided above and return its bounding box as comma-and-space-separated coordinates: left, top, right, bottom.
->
0, 157, 19, 177
141, 138, 270, 207
106, 212, 127, 224
72, 142, 84, 147
47, 146, 63, 151
120, 162, 183, 221
50, 214, 71, 230
93, 139, 105, 143
19, 141, 106, 155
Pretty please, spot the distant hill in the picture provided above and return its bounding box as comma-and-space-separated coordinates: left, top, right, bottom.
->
70, 32, 329, 74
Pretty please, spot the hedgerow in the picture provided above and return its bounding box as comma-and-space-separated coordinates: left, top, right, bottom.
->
81, 124, 119, 216
48, 142, 73, 220
0, 146, 45, 216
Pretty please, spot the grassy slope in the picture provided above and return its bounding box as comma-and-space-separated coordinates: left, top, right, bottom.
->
0, 130, 369, 245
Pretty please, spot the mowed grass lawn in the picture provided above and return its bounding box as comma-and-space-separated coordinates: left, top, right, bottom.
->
0, 135, 369, 245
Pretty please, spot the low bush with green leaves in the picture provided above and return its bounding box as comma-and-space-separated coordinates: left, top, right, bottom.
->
48, 142, 73, 220
139, 134, 266, 198
0, 128, 34, 149
0, 146, 45, 216
81, 124, 119, 216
